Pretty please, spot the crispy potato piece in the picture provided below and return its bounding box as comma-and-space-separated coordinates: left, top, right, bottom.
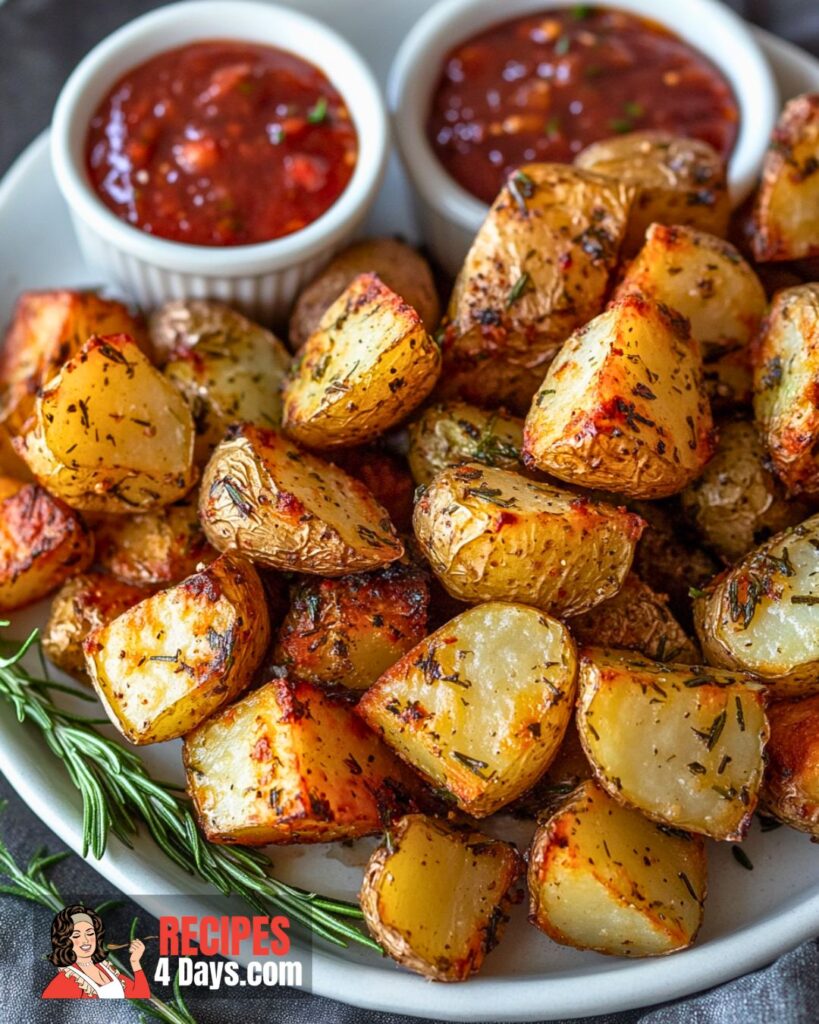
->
329, 448, 415, 533
614, 224, 766, 407
752, 284, 819, 495
440, 164, 633, 413
523, 293, 714, 499
569, 574, 699, 664
94, 496, 215, 587
693, 514, 819, 697
0, 478, 93, 612
681, 419, 809, 563
0, 425, 32, 480
0, 290, 148, 435
199, 425, 403, 575
43, 572, 148, 682
273, 563, 429, 691
358, 601, 577, 816
407, 401, 525, 485
413, 463, 643, 617
289, 238, 441, 350
508, 718, 592, 819
752, 94, 819, 262
360, 815, 522, 981
528, 780, 706, 957
282, 273, 440, 449
575, 131, 730, 254
15, 334, 196, 513
84, 554, 269, 744
577, 647, 768, 840
762, 694, 819, 836
184, 677, 422, 844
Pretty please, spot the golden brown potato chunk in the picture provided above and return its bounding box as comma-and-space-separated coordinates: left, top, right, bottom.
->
762, 694, 819, 836
507, 718, 592, 819
0, 425, 32, 480
360, 815, 522, 982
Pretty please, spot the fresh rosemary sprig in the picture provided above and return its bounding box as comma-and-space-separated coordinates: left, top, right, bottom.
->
0, 624, 378, 951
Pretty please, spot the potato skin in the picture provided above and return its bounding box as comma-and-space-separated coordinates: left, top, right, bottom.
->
762, 694, 819, 836
523, 292, 715, 499
42, 572, 148, 682
413, 463, 643, 617
199, 424, 403, 575
360, 815, 522, 982
0, 478, 93, 612
439, 164, 633, 413
288, 238, 440, 350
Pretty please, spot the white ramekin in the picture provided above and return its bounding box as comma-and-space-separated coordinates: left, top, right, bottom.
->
51, 0, 388, 322
389, 0, 779, 276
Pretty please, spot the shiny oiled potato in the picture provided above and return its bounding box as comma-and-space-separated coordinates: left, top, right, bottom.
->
282, 273, 441, 449
0, 477, 93, 612
752, 284, 819, 495
184, 677, 422, 844
407, 401, 525, 486
288, 238, 441, 350
273, 563, 429, 691
577, 648, 768, 841
84, 554, 270, 744
15, 334, 196, 514
199, 425, 403, 575
413, 464, 643, 616
752, 94, 819, 262
439, 164, 634, 413
613, 224, 766, 407
693, 514, 819, 697
357, 601, 577, 817
42, 572, 148, 682
528, 780, 706, 957
762, 694, 819, 836
681, 419, 809, 564
523, 293, 714, 499
360, 815, 522, 982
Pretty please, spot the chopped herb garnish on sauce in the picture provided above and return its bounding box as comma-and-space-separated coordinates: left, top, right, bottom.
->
307, 96, 328, 123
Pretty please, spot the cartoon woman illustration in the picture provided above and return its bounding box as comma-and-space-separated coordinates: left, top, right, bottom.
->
41, 904, 150, 999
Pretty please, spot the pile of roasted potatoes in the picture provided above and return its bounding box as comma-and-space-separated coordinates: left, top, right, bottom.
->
2, 93, 819, 983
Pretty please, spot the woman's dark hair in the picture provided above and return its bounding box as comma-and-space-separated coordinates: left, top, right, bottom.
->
47, 905, 106, 966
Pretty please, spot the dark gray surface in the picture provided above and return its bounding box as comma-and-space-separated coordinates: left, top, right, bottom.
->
0, 1, 817, 1021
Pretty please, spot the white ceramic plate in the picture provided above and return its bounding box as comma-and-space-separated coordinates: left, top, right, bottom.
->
1, 5, 818, 1020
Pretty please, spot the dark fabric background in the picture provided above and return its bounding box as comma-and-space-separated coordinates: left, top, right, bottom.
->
0, 1, 817, 1022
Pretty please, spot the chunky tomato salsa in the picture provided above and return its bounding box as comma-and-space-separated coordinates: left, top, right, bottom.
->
427, 6, 739, 204
86, 40, 358, 246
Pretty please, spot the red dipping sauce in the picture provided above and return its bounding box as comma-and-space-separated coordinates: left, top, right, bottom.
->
427, 6, 739, 205
86, 41, 358, 246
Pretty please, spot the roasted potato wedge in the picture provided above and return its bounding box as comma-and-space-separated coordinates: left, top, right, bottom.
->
577, 647, 768, 840
0, 478, 93, 612
413, 464, 643, 616
752, 94, 819, 262
569, 573, 699, 664
199, 425, 403, 575
614, 224, 766, 407
273, 563, 429, 691
407, 401, 525, 486
528, 779, 707, 957
15, 334, 196, 513
752, 284, 819, 495
693, 514, 819, 697
358, 601, 577, 816
439, 164, 634, 413
575, 130, 730, 254
681, 419, 809, 563
289, 238, 440, 350
0, 290, 148, 435
762, 694, 819, 836
523, 292, 714, 498
508, 718, 592, 819
42, 572, 148, 682
282, 273, 440, 449
94, 495, 215, 587
84, 554, 270, 744
184, 677, 422, 844
360, 815, 522, 982
329, 447, 416, 534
